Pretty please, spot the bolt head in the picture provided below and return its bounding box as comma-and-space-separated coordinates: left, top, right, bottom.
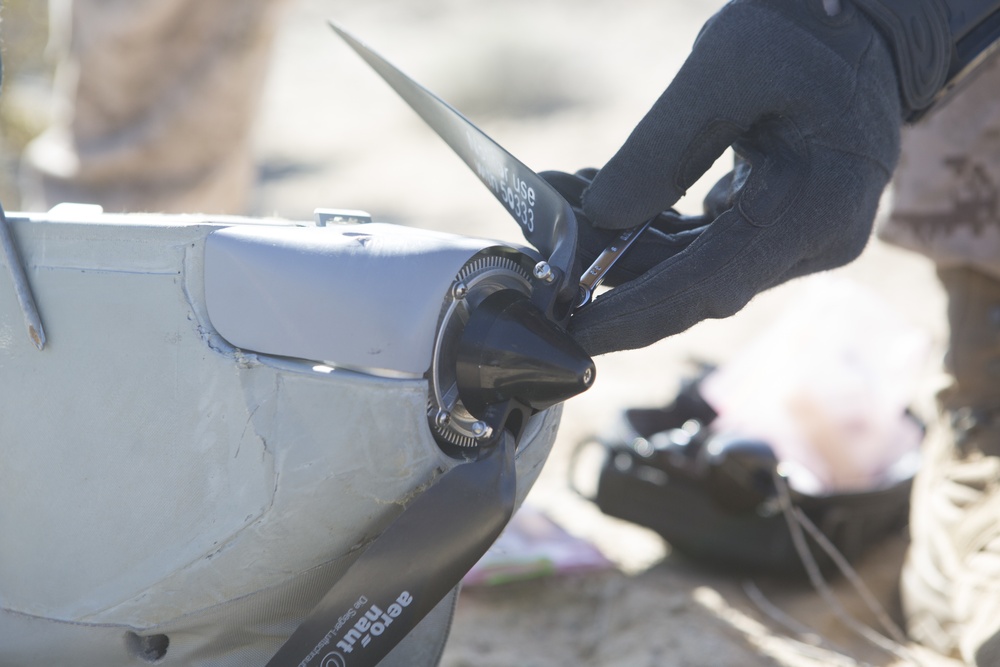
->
471, 421, 493, 439
533, 261, 555, 283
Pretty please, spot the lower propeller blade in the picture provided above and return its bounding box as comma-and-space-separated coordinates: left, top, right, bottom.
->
265, 435, 516, 667
329, 22, 579, 312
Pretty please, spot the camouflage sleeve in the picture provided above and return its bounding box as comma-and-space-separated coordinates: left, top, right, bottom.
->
878, 54, 1000, 278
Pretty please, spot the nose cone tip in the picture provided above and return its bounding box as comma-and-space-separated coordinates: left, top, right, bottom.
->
570, 356, 597, 393
455, 289, 596, 416
529, 343, 596, 408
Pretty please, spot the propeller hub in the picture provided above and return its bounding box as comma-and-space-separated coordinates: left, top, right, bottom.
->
427, 248, 594, 456
428, 249, 533, 453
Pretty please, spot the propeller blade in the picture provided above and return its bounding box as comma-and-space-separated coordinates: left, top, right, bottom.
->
329, 22, 579, 315
266, 434, 516, 667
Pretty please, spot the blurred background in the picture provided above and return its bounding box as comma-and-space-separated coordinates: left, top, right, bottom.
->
0, 1, 953, 665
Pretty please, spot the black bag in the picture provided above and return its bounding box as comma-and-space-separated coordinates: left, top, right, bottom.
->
585, 372, 916, 575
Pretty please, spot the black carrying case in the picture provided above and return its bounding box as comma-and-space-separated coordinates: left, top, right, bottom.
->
589, 374, 915, 575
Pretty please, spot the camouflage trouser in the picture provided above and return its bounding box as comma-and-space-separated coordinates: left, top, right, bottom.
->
880, 55, 1000, 666
20, 0, 288, 214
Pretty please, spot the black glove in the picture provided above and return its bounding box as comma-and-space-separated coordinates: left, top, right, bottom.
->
566, 0, 903, 357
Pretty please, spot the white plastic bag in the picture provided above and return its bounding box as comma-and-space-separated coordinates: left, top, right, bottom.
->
700, 276, 929, 494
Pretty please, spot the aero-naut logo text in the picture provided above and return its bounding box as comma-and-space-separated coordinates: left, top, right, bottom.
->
336, 591, 413, 655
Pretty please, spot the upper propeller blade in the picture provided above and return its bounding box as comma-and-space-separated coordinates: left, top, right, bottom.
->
328, 22, 580, 318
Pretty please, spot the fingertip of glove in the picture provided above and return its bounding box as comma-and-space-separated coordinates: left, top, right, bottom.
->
570, 327, 626, 358
568, 327, 606, 358
569, 303, 619, 357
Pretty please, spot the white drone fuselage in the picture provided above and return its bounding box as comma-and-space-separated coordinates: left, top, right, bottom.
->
0, 206, 560, 665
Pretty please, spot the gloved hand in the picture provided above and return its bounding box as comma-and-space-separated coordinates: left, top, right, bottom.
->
565, 0, 903, 357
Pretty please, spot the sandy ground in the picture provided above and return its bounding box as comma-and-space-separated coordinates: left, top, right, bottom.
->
0, 0, 966, 665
